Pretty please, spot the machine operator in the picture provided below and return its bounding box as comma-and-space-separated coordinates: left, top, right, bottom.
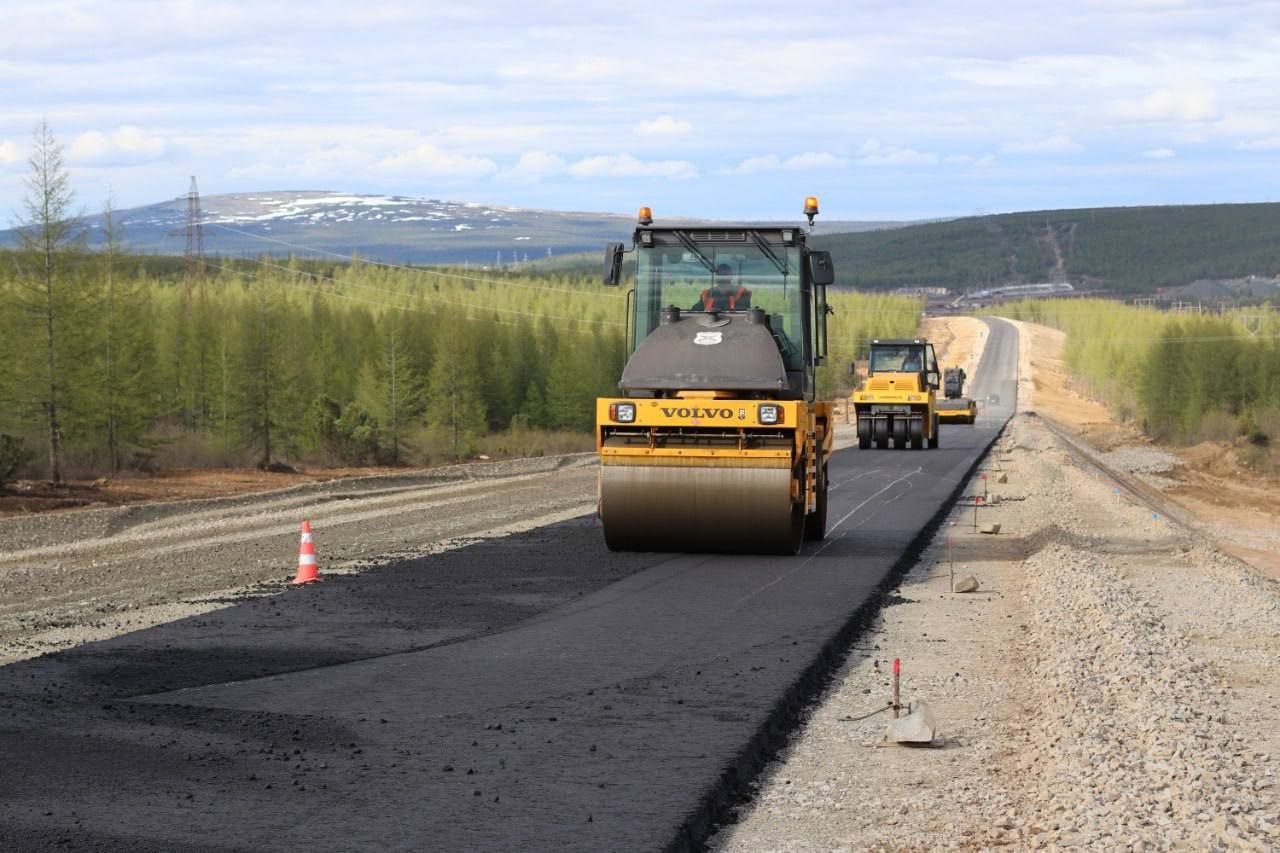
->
693, 263, 752, 311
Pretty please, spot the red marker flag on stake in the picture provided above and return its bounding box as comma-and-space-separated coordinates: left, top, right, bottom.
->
892, 657, 901, 718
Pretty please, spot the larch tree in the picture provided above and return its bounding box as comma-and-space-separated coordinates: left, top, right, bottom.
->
425, 317, 486, 459
97, 196, 156, 471
356, 320, 423, 465
11, 121, 85, 483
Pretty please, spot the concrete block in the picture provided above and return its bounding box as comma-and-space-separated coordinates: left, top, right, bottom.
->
980, 523, 1001, 535
996, 473, 1008, 484
953, 574, 979, 593
887, 701, 937, 744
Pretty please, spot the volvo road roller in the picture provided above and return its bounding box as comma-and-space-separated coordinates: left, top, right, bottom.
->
852, 338, 942, 450
936, 366, 978, 424
595, 199, 836, 554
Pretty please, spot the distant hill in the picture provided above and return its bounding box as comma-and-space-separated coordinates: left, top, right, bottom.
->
811, 202, 1280, 294
0, 191, 899, 266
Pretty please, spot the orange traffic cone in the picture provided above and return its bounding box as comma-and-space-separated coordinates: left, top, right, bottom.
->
290, 520, 321, 585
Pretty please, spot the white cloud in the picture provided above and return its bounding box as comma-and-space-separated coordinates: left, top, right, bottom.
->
780, 151, 849, 170
497, 150, 568, 182
855, 140, 937, 166
68, 126, 168, 165
567, 154, 697, 180
1107, 83, 1218, 123
1141, 147, 1177, 159
1234, 137, 1280, 151
0, 140, 19, 166
943, 154, 996, 167
636, 116, 691, 136
1000, 134, 1084, 155
377, 143, 498, 177
1215, 113, 1280, 135
723, 152, 849, 174
499, 56, 625, 82
432, 125, 548, 146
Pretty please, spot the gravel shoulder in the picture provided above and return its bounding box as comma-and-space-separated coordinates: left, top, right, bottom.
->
709, 318, 1279, 851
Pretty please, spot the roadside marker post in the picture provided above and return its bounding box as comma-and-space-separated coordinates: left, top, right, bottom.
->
948, 534, 955, 592
892, 658, 901, 719
981, 473, 988, 501
973, 494, 983, 533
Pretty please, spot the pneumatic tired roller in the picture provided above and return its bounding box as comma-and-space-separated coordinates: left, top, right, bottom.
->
596, 199, 836, 555
852, 339, 942, 450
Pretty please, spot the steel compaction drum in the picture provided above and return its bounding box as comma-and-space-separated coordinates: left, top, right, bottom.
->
599, 463, 803, 555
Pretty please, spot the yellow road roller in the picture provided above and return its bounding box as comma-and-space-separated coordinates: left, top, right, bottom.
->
852, 339, 941, 450
936, 366, 978, 424
596, 200, 836, 554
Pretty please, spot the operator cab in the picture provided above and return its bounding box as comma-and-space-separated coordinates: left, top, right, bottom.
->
869, 339, 941, 390
602, 203, 834, 401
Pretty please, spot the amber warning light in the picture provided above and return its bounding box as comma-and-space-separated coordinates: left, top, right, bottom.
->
804, 196, 819, 228
637, 206, 653, 225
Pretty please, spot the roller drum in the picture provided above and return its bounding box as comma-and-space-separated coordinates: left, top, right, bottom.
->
600, 463, 803, 555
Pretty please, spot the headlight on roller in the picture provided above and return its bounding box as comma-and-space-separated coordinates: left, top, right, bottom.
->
758, 404, 782, 425
609, 402, 636, 423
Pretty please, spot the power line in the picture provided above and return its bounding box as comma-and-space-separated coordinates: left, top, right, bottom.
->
202, 260, 612, 337
203, 221, 623, 298
235, 252, 624, 325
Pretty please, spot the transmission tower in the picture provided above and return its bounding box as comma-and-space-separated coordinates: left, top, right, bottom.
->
184, 176, 205, 290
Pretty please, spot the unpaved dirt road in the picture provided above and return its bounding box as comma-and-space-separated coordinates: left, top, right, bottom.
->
0, 455, 599, 664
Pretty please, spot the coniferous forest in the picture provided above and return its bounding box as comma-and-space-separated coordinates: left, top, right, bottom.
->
996, 299, 1280, 457
0, 128, 923, 483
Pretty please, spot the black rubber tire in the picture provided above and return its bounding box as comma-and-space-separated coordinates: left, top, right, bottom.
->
929, 413, 940, 448
873, 419, 889, 449
909, 418, 924, 450
891, 418, 908, 449
857, 416, 872, 450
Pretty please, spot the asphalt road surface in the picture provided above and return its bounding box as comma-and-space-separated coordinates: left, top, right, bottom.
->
0, 319, 1019, 852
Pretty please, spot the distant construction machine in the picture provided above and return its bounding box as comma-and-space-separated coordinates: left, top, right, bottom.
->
595, 199, 836, 554
936, 366, 978, 424
852, 339, 941, 450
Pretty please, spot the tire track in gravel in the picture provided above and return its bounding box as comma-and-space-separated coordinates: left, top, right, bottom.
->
0, 458, 600, 664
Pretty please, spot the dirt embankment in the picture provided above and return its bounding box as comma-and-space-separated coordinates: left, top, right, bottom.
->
711, 316, 1279, 851
1005, 317, 1280, 581
922, 315, 988, 381
0, 465, 429, 517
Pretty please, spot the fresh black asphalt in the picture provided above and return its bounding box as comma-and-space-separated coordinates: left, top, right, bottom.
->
0, 319, 1019, 852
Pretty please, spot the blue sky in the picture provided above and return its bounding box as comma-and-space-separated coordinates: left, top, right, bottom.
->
1, 0, 1279, 222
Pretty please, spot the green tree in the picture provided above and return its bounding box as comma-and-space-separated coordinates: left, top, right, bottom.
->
96, 195, 156, 471
233, 281, 293, 467
10, 121, 86, 482
356, 322, 423, 464
425, 317, 486, 458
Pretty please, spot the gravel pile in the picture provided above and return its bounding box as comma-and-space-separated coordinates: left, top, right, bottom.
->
1099, 446, 1182, 475
1015, 542, 1276, 848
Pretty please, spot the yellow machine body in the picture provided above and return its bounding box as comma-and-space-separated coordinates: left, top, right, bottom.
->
596, 398, 833, 554
936, 398, 977, 423
853, 339, 942, 450
594, 209, 837, 554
